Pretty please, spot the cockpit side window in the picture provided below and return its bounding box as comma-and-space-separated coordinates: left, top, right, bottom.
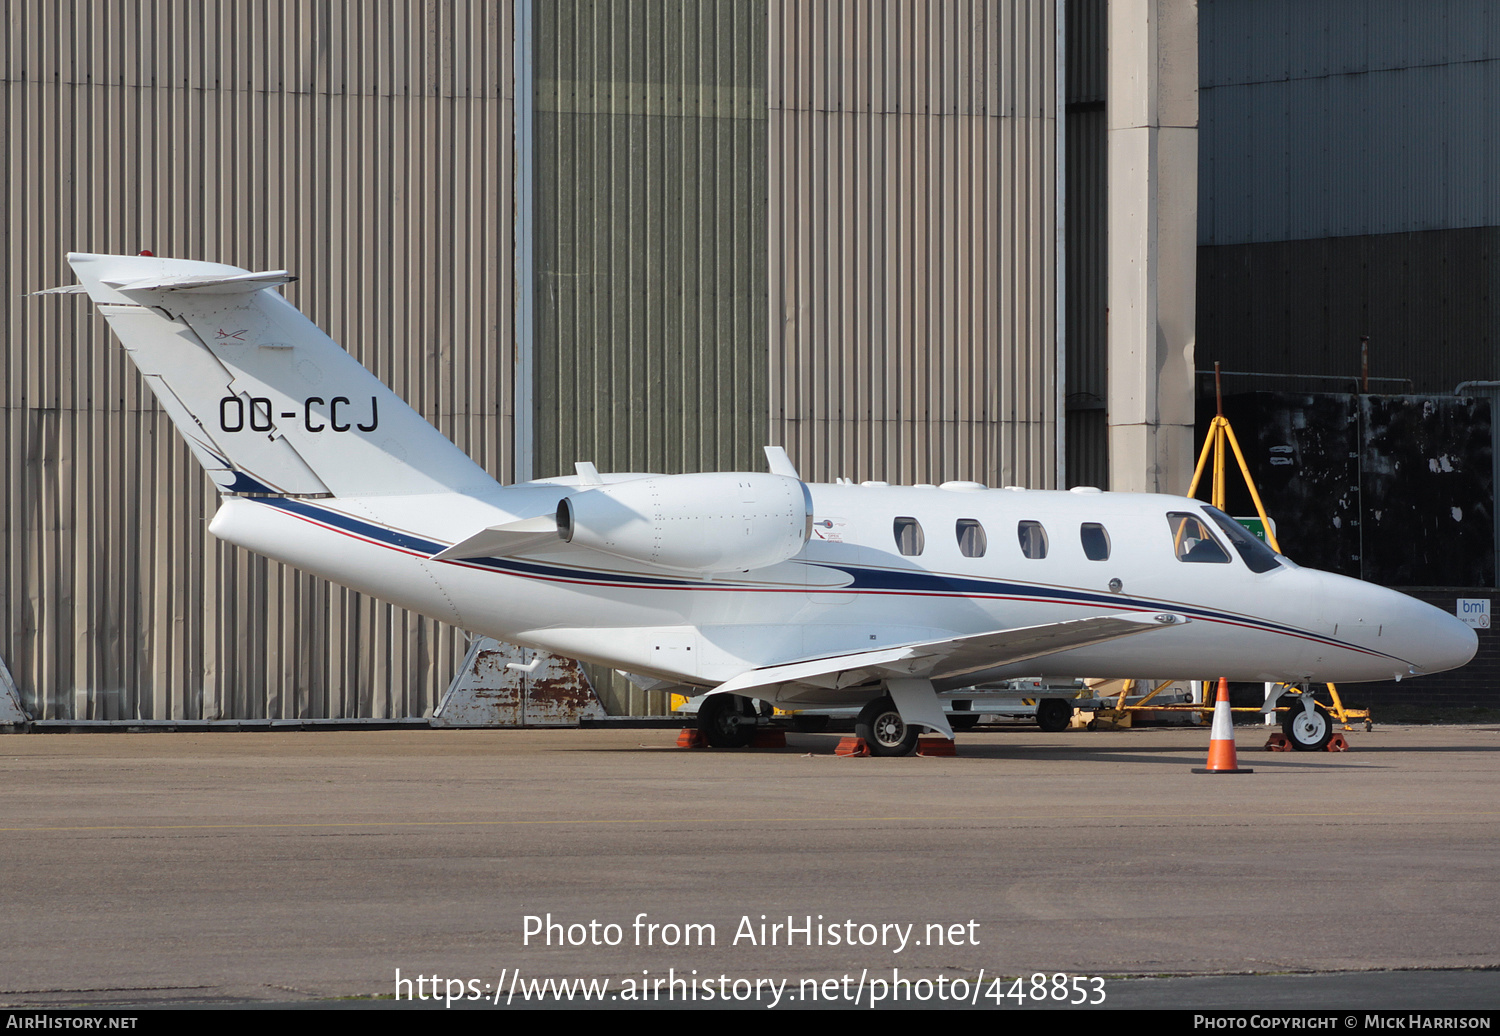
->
956, 519, 987, 558
1080, 522, 1110, 561
1166, 512, 1230, 563
894, 516, 925, 556
1203, 506, 1284, 573
1017, 520, 1048, 559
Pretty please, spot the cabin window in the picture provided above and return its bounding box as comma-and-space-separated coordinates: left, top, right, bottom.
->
1203, 506, 1284, 573
1017, 520, 1048, 559
1080, 523, 1111, 561
1167, 512, 1230, 563
956, 519, 987, 558
893, 517, 925, 556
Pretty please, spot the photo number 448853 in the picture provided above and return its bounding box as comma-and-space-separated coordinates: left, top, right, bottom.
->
991, 974, 1106, 1006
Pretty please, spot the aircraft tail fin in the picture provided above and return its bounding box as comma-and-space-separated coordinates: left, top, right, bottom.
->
57, 253, 498, 499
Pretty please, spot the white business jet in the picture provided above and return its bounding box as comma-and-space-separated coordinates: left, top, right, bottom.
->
40, 253, 1477, 755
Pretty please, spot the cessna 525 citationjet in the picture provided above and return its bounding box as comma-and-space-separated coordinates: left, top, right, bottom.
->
40, 253, 1477, 755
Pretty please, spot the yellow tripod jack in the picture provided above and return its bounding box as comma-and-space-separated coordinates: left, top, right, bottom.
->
1187, 368, 1371, 745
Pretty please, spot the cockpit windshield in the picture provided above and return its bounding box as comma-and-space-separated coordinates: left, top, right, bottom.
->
1167, 513, 1231, 563
1201, 506, 1287, 574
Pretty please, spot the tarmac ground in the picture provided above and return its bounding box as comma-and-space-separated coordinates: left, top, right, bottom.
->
1, 723, 1496, 1011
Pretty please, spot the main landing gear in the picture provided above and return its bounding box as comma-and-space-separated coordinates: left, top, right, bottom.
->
697, 693, 758, 748
855, 696, 921, 757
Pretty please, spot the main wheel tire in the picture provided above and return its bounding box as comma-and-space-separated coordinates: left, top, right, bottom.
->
855, 697, 920, 757
698, 694, 757, 748
1282, 698, 1333, 752
948, 714, 981, 732
1036, 698, 1074, 732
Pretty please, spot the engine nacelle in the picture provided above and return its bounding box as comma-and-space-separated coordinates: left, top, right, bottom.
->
557, 472, 811, 574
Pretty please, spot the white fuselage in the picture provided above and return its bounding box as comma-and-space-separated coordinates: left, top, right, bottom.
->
208, 479, 1478, 703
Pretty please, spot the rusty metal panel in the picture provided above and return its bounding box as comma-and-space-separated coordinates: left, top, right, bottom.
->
1, 1, 517, 720
769, 0, 1060, 487
433, 639, 606, 727
0, 653, 24, 725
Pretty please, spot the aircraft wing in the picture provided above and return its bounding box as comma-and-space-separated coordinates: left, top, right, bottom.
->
711, 611, 1187, 704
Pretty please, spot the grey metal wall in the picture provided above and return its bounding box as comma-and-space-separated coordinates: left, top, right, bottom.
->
1, 1, 515, 720
1198, 227, 1500, 394
1198, 0, 1500, 393
1200, 0, 1500, 246
1065, 0, 1107, 488
768, 0, 1062, 488
531, 0, 769, 480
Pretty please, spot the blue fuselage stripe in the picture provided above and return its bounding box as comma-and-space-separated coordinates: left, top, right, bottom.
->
247, 494, 1400, 663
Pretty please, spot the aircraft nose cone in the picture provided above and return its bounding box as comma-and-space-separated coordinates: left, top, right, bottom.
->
1402, 599, 1478, 676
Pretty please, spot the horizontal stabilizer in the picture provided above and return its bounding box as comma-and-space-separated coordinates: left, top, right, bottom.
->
430, 514, 561, 561
105, 270, 296, 294
712, 611, 1187, 702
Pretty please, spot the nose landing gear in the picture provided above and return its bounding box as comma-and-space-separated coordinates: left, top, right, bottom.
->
1282, 697, 1334, 751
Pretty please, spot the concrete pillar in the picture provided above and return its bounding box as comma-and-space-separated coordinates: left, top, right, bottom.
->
1107, 0, 1198, 494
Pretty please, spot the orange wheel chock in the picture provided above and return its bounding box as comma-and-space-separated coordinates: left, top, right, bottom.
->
917, 737, 957, 756
835, 736, 871, 757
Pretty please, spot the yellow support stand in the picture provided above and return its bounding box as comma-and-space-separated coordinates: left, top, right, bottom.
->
1186, 366, 1368, 731
1187, 413, 1282, 553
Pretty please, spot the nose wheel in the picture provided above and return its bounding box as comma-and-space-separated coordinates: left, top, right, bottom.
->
1282, 699, 1334, 751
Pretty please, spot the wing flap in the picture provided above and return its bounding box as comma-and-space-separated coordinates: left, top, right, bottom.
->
712, 611, 1187, 700
915, 611, 1187, 682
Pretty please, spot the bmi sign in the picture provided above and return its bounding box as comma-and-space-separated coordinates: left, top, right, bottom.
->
1457, 598, 1490, 629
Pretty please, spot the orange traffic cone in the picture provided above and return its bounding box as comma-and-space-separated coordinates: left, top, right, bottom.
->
1192, 677, 1254, 774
